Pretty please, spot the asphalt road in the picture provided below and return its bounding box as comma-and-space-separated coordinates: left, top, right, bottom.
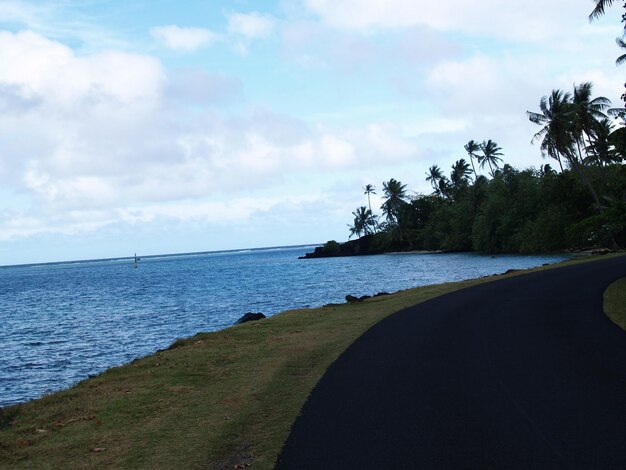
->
275, 255, 626, 469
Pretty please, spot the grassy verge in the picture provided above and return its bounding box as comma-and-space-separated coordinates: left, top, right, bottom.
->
0, 253, 623, 469
604, 277, 626, 331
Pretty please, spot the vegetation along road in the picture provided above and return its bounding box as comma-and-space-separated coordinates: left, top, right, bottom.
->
277, 255, 626, 469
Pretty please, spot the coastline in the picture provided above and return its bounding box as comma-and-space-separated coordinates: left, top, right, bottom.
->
0, 248, 570, 409
1, 253, 622, 468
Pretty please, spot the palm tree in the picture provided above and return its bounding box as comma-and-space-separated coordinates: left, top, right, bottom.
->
381, 178, 408, 225
570, 82, 610, 157
527, 89, 573, 172
463, 140, 480, 180
363, 184, 376, 212
425, 165, 443, 193
585, 117, 615, 167
569, 83, 609, 209
589, 0, 619, 20
616, 37, 626, 65
528, 87, 605, 211
450, 159, 472, 199
348, 206, 376, 239
479, 140, 503, 177
436, 175, 452, 199
539, 164, 556, 177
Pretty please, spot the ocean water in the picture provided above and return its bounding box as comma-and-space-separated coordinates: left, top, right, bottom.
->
0, 246, 568, 407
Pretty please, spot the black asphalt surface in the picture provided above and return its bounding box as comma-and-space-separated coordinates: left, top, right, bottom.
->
276, 255, 626, 469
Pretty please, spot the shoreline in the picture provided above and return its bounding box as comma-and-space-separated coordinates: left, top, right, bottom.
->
0, 251, 582, 409
1, 253, 624, 468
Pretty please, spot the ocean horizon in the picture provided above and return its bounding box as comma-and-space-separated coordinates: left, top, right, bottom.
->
1, 245, 569, 407
0, 244, 320, 269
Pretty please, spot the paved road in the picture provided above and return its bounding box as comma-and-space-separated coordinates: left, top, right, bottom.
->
276, 255, 626, 469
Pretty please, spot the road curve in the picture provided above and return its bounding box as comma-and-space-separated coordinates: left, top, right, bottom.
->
276, 255, 626, 469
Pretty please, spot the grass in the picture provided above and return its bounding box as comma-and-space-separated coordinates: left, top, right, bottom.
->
604, 277, 626, 331
0, 253, 623, 469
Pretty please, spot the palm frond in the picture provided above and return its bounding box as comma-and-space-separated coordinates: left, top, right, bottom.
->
527, 111, 546, 125
589, 0, 617, 21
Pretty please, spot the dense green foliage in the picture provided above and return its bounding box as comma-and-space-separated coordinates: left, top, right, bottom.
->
331, 82, 626, 257
341, 163, 625, 256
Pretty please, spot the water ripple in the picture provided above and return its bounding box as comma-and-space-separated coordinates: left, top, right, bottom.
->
0, 247, 567, 406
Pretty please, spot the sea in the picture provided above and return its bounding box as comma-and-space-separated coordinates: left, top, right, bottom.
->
0, 245, 568, 407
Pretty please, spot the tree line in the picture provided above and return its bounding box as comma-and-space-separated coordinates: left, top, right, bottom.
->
311, 3, 626, 257
327, 81, 625, 256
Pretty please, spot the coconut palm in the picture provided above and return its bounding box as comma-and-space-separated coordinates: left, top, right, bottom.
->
381, 178, 408, 225
479, 140, 503, 177
585, 117, 615, 167
570, 82, 610, 156
464, 140, 480, 180
529, 88, 605, 210
436, 175, 452, 199
348, 206, 376, 239
425, 165, 443, 193
363, 184, 376, 212
450, 159, 472, 198
527, 89, 573, 172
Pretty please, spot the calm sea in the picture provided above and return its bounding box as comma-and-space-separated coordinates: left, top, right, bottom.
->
0, 246, 568, 407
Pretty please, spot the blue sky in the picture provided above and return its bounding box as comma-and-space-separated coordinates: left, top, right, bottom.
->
0, 0, 623, 264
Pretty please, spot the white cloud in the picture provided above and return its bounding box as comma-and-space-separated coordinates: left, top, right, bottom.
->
302, 0, 605, 42
402, 118, 468, 137
0, 30, 164, 105
165, 69, 242, 105
0, 29, 422, 243
150, 25, 220, 52
227, 11, 275, 38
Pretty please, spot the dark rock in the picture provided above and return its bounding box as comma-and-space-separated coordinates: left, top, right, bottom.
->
359, 295, 372, 302
374, 292, 390, 297
345, 295, 360, 303
235, 312, 266, 324
300, 234, 385, 259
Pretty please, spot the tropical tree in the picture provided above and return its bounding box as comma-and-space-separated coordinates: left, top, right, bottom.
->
363, 184, 376, 213
528, 86, 608, 211
381, 178, 408, 225
436, 175, 452, 199
425, 165, 443, 193
348, 206, 377, 239
527, 89, 573, 172
586, 117, 617, 167
570, 82, 610, 156
450, 159, 472, 200
539, 164, 556, 177
464, 140, 481, 180
479, 140, 503, 177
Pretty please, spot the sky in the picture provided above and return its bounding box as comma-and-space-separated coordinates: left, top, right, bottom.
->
0, 0, 623, 265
